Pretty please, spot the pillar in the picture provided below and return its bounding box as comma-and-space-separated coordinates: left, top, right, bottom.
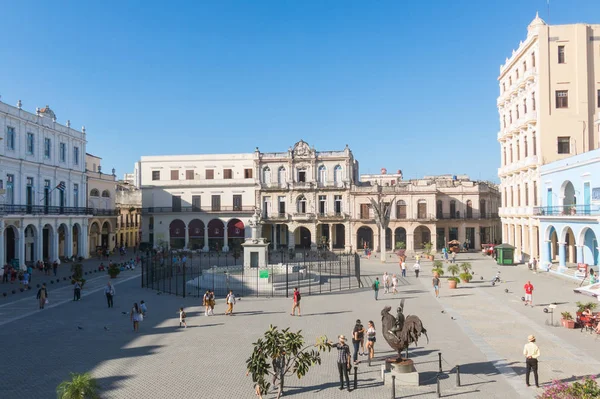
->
184, 225, 189, 250
108, 233, 115, 251
18, 225, 25, 270
576, 245, 584, 264
329, 224, 334, 251
81, 221, 89, 258
65, 225, 73, 258
380, 226, 387, 262
0, 221, 4, 267
345, 223, 352, 252
558, 242, 566, 268
407, 233, 414, 252
288, 228, 295, 250
53, 224, 60, 261
474, 226, 481, 250
203, 224, 209, 251
430, 227, 437, 254
223, 224, 229, 252
542, 240, 551, 266
529, 226, 536, 259
271, 224, 276, 249
36, 224, 44, 262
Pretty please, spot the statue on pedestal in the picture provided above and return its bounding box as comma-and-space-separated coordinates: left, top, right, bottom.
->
381, 300, 428, 363
248, 207, 262, 243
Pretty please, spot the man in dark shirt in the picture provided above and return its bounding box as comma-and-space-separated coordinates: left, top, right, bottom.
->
331, 335, 351, 391
432, 274, 440, 298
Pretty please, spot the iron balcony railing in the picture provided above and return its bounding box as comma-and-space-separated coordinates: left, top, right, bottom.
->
317, 212, 346, 219
263, 212, 288, 220
142, 205, 255, 214
435, 212, 500, 220
534, 205, 600, 217
0, 204, 118, 216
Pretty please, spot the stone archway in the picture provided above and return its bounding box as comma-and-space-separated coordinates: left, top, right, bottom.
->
227, 219, 245, 252
413, 225, 431, 250
207, 219, 225, 251
101, 221, 111, 249
579, 227, 599, 266
560, 226, 576, 264
169, 219, 186, 249
394, 227, 407, 249
72, 223, 81, 258
295, 226, 312, 249
24, 224, 38, 264
57, 224, 69, 258
89, 222, 101, 255
43, 224, 54, 261
188, 219, 205, 250
357, 226, 373, 251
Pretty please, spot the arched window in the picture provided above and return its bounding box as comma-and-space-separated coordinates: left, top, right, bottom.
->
277, 166, 286, 186
334, 165, 342, 185
297, 195, 307, 214
263, 167, 271, 184
396, 200, 407, 219
90, 189, 99, 197
101, 190, 110, 198
318, 165, 327, 184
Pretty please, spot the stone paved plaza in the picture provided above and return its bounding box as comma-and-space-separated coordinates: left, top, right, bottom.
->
1, 252, 599, 398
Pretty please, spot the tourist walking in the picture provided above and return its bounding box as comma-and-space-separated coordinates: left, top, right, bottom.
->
208, 290, 215, 315
27, 265, 33, 284
22, 270, 30, 290
413, 262, 420, 278
178, 307, 187, 328
331, 335, 352, 391
432, 273, 440, 298
130, 303, 143, 332
36, 283, 48, 309
73, 280, 82, 301
383, 272, 390, 294
203, 290, 211, 316
401, 261, 406, 277
52, 261, 58, 276
291, 287, 301, 316
366, 320, 376, 361
225, 290, 236, 315
523, 335, 540, 387
140, 300, 148, 316
351, 320, 364, 364
524, 281, 534, 307
451, 252, 456, 264
373, 277, 380, 300
105, 282, 115, 308
391, 274, 398, 294
2, 264, 9, 283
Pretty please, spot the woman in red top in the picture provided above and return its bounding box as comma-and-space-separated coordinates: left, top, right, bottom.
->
291, 287, 301, 316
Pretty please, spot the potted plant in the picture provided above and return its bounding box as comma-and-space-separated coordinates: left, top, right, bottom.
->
423, 242, 434, 260
447, 263, 460, 289
108, 264, 121, 279
576, 301, 598, 313
395, 241, 406, 258
432, 260, 445, 277
561, 311, 575, 329
56, 372, 100, 399
459, 262, 473, 283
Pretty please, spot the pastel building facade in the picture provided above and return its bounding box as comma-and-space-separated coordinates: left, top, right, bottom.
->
537, 149, 600, 269
497, 14, 600, 262
1, 100, 88, 268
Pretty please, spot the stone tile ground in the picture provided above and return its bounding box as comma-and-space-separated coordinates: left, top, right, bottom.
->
0, 252, 597, 398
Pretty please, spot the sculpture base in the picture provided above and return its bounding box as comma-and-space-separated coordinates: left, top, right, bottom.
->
382, 358, 419, 386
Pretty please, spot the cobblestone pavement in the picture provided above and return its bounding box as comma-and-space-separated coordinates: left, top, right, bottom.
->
2, 252, 597, 398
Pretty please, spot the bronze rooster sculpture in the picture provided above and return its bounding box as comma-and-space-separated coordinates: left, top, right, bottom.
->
381, 301, 428, 362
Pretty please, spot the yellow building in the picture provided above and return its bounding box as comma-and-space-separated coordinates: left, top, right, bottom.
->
115, 181, 141, 249
497, 14, 600, 261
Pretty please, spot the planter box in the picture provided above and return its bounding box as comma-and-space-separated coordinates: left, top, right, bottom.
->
448, 280, 457, 289
561, 319, 575, 329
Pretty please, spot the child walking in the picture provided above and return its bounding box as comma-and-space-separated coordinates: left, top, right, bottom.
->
178, 307, 187, 328
140, 300, 148, 317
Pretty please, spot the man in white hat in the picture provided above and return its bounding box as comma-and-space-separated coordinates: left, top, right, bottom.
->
523, 334, 540, 387
330, 335, 352, 391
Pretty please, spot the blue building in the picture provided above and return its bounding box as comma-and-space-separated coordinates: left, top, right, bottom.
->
537, 149, 600, 271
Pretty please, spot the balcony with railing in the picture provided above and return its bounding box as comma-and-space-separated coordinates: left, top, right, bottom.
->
291, 212, 315, 220
0, 204, 118, 216
436, 212, 500, 220
317, 212, 347, 220
142, 205, 254, 214
263, 212, 289, 221
534, 205, 600, 217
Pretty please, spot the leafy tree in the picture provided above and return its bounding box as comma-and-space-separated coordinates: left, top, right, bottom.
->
246, 325, 332, 399
56, 372, 100, 399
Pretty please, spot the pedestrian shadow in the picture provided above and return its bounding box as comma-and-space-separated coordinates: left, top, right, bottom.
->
233, 310, 286, 316
376, 297, 417, 301
445, 294, 473, 298
304, 310, 352, 317
283, 381, 342, 395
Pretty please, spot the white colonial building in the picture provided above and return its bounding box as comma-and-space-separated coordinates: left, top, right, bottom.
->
86, 153, 118, 255
140, 153, 257, 252
0, 100, 89, 268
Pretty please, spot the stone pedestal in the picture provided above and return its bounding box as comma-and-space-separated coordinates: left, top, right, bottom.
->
242, 239, 269, 268
382, 359, 419, 386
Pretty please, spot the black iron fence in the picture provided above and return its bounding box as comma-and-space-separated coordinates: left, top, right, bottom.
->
141, 249, 361, 298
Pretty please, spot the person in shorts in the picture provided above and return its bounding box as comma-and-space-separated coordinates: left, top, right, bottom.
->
524, 281, 534, 307
291, 287, 301, 316
432, 274, 440, 298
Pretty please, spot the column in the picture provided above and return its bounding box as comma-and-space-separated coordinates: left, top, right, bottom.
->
108, 233, 115, 251
558, 242, 567, 269
529, 226, 536, 260
474, 226, 481, 250
380, 226, 387, 262
271, 224, 276, 249
430, 227, 437, 254
36, 224, 44, 262
52, 224, 59, 261
184, 225, 189, 250
223, 224, 229, 252
81, 221, 89, 258
329, 224, 334, 251
65, 224, 73, 258
406, 233, 414, 253
0, 220, 5, 268
18, 225, 25, 270
542, 240, 551, 266
203, 224, 209, 251
345, 223, 352, 252
288, 228, 295, 249
310, 224, 317, 250
576, 245, 584, 264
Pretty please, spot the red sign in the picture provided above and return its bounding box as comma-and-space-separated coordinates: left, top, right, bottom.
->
577, 263, 588, 273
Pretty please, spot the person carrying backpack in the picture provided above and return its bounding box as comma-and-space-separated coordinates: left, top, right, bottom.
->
372, 277, 380, 300
291, 287, 301, 316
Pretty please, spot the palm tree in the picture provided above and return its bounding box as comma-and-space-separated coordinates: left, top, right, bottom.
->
56, 373, 100, 399
368, 193, 396, 263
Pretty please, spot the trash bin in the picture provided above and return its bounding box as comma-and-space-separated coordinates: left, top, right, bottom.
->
494, 244, 515, 265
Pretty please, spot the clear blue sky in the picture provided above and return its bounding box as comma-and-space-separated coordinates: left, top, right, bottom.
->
1, 1, 598, 182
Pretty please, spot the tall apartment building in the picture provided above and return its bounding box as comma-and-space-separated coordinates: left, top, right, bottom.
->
0, 100, 88, 267
86, 153, 118, 256
497, 14, 600, 261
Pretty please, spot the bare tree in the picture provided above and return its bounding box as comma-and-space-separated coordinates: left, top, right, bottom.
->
369, 193, 396, 263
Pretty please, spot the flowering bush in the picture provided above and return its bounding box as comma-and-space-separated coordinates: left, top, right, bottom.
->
538, 376, 600, 399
